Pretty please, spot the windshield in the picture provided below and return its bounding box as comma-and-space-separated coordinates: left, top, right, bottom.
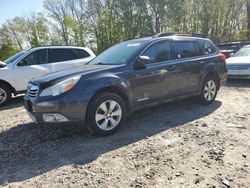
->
88, 41, 146, 65
4, 51, 26, 64
233, 47, 250, 57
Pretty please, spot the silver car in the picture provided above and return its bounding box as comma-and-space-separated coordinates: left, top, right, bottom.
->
226, 45, 250, 79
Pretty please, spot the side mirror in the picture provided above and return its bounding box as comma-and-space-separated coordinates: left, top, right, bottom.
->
18, 60, 28, 66
134, 56, 152, 70
229, 53, 234, 57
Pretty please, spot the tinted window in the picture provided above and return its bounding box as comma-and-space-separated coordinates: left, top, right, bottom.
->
21, 49, 47, 66
142, 41, 172, 63
200, 41, 217, 55
173, 41, 199, 59
49, 49, 77, 63
74, 49, 90, 58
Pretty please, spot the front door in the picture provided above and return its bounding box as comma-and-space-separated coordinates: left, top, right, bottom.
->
130, 40, 178, 105
14, 49, 51, 91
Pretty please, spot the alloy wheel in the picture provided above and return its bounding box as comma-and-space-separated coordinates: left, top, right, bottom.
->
95, 100, 122, 131
0, 88, 7, 104
204, 80, 217, 101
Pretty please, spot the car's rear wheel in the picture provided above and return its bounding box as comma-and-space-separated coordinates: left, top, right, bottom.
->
86, 92, 127, 136
0, 84, 11, 107
199, 75, 218, 105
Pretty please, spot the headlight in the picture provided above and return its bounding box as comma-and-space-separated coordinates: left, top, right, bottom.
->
40, 75, 81, 97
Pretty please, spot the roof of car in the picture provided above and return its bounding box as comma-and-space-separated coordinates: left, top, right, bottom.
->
126, 35, 209, 44
217, 41, 250, 46
25, 46, 88, 51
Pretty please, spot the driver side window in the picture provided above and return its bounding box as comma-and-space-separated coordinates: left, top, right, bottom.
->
22, 53, 35, 66
19, 50, 48, 66
142, 41, 172, 63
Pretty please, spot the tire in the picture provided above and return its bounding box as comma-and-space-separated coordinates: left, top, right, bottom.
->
86, 92, 127, 136
199, 75, 218, 105
0, 83, 11, 107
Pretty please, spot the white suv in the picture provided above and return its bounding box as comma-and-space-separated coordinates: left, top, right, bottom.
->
0, 46, 96, 106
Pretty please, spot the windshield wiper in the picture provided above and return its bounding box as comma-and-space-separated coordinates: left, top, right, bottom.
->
96, 62, 114, 65
97, 62, 106, 65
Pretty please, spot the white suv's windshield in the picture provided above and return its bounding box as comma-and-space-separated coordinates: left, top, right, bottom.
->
233, 47, 250, 57
89, 41, 145, 65
4, 51, 26, 64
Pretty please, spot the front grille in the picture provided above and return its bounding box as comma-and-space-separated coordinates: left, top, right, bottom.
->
227, 65, 250, 70
27, 83, 39, 98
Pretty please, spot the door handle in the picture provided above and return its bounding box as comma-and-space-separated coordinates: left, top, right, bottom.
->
200, 61, 205, 64
158, 69, 168, 75
167, 65, 176, 71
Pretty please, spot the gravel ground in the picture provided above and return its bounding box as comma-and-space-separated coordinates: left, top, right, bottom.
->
0, 79, 249, 188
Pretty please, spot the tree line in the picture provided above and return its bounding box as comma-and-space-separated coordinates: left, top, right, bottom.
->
1, 0, 250, 60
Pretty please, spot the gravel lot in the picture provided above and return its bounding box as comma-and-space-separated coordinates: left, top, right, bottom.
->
0, 79, 249, 188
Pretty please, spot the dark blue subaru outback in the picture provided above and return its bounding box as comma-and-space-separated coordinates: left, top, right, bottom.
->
24, 33, 228, 136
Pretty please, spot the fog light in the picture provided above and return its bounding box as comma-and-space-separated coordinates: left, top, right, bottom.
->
43, 114, 68, 122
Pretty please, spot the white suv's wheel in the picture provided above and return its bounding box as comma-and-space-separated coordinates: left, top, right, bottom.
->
0, 84, 11, 107
199, 75, 218, 105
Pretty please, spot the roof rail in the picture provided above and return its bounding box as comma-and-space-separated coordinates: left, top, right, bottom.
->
153, 32, 207, 38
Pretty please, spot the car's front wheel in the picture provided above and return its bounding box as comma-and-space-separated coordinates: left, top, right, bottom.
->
86, 92, 127, 136
199, 75, 218, 105
0, 84, 11, 107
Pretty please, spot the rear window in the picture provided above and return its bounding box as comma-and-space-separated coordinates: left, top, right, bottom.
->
172, 41, 199, 59
49, 49, 78, 63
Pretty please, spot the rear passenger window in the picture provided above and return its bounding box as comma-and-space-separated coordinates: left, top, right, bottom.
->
74, 49, 90, 58
49, 49, 77, 63
142, 41, 172, 63
173, 41, 199, 59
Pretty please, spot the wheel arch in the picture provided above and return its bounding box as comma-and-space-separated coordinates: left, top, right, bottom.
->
85, 85, 132, 122
204, 71, 220, 89
0, 79, 16, 94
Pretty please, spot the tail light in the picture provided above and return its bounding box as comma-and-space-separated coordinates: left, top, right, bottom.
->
220, 53, 226, 62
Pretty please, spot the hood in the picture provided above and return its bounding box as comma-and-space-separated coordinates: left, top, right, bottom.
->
226, 56, 250, 65
32, 64, 119, 85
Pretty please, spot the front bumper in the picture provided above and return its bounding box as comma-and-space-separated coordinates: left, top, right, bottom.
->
227, 69, 250, 79
23, 92, 88, 124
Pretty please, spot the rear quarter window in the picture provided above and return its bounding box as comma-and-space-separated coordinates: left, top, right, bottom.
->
200, 40, 217, 55
74, 49, 90, 58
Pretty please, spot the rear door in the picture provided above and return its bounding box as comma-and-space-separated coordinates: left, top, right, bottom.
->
131, 40, 178, 105
49, 48, 82, 72
171, 40, 203, 94
14, 49, 51, 91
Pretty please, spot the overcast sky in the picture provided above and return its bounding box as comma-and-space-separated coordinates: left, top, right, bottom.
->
0, 0, 44, 25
